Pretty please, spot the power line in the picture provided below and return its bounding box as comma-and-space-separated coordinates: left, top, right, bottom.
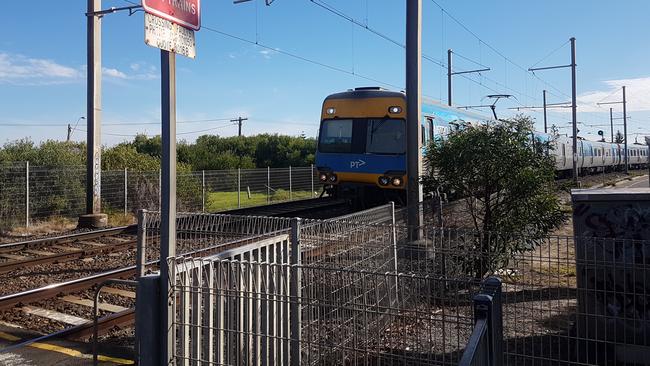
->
75, 122, 237, 138
0, 117, 239, 128
201, 25, 404, 90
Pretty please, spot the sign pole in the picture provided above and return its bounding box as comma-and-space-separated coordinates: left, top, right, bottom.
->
159, 49, 177, 366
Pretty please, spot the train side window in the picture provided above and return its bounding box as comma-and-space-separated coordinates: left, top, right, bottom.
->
427, 117, 434, 141
421, 125, 426, 144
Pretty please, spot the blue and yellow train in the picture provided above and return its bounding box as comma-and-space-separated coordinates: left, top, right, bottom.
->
315, 87, 647, 204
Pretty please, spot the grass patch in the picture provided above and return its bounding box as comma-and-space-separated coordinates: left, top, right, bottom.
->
2, 216, 77, 239
206, 190, 314, 212
107, 212, 136, 226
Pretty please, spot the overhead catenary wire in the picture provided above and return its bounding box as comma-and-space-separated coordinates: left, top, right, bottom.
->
0, 117, 239, 128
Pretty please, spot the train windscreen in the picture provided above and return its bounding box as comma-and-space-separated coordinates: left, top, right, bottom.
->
319, 118, 405, 154
366, 119, 405, 154
319, 119, 353, 153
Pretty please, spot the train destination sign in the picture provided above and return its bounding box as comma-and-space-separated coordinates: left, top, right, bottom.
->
142, 0, 201, 31
144, 12, 196, 59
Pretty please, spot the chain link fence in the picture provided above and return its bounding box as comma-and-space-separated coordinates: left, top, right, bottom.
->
0, 164, 318, 230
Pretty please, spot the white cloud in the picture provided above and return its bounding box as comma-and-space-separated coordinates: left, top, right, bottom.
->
258, 48, 280, 60
102, 67, 128, 79
0, 52, 158, 84
578, 77, 650, 112
0, 52, 81, 84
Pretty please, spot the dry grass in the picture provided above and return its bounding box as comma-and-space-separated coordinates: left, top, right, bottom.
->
0, 216, 77, 242
107, 212, 135, 226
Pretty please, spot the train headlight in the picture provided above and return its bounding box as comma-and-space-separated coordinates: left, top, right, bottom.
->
388, 106, 402, 114
391, 177, 403, 186
326, 107, 336, 115
378, 176, 390, 186
328, 174, 337, 182
319, 173, 328, 182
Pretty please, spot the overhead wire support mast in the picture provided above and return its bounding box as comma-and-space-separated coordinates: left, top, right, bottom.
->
597, 86, 628, 173
81, 1, 141, 229
447, 49, 490, 106
528, 37, 578, 182
507, 91, 571, 133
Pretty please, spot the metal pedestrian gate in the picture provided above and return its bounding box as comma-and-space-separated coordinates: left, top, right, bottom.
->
170, 233, 295, 365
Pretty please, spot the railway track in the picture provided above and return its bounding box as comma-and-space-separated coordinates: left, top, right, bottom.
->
0, 197, 352, 350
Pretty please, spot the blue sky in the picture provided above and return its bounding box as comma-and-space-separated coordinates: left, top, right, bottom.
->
1, 0, 649, 145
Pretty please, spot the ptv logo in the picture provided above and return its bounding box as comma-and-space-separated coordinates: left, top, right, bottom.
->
350, 159, 366, 169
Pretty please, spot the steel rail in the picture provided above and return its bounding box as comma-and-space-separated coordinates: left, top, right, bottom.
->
0, 239, 138, 274
0, 266, 137, 311
0, 225, 137, 252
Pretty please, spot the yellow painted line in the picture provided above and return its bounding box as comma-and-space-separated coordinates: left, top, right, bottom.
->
0, 331, 133, 365
0, 331, 20, 342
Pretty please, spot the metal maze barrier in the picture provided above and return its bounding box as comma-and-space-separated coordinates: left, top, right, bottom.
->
138, 205, 650, 366
161, 204, 488, 366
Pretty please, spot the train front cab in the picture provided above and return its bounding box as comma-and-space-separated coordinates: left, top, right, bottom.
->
315, 88, 408, 206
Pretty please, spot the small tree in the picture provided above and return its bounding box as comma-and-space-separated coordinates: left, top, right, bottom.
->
423, 115, 566, 278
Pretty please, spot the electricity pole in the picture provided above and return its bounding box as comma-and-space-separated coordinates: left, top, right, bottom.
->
529, 37, 578, 182
447, 49, 490, 107
231, 116, 248, 137
406, 0, 423, 238
67, 124, 72, 142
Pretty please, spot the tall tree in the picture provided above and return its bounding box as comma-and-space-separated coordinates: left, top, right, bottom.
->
423, 115, 565, 278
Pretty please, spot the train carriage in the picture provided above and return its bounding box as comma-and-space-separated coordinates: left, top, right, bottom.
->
315, 87, 647, 203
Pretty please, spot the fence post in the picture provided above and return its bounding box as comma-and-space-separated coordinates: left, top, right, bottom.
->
201, 170, 205, 212
289, 166, 292, 201
25, 161, 29, 228
136, 274, 161, 366
158, 168, 162, 210
289, 218, 302, 366
310, 164, 314, 198
267, 166, 270, 204
124, 168, 128, 215
136, 210, 147, 278
483, 276, 503, 366
237, 168, 241, 208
